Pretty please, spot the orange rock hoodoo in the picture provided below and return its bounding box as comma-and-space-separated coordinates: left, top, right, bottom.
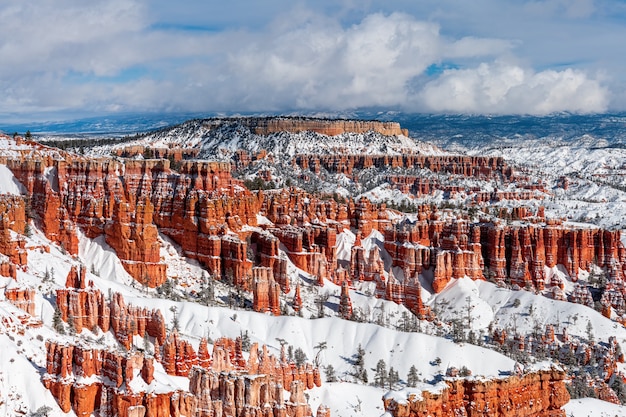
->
383, 370, 569, 417
4, 287, 36, 315
44, 334, 323, 417
0, 195, 28, 277
381, 213, 626, 294
56, 266, 166, 346
4, 152, 256, 287
294, 154, 511, 179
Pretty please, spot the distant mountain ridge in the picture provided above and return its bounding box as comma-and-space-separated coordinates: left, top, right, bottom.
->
4, 112, 626, 145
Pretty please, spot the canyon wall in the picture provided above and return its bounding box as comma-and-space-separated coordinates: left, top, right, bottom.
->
383, 369, 569, 417
44, 335, 323, 417
213, 117, 409, 137
381, 213, 626, 295
293, 154, 510, 178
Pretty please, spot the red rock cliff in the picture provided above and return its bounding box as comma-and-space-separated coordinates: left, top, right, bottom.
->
382, 370, 569, 417
228, 117, 408, 137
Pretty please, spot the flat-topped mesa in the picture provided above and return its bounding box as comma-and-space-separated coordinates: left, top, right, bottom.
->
230, 117, 409, 137
383, 369, 569, 417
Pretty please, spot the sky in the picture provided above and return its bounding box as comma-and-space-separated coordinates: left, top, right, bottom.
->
1, 0, 626, 122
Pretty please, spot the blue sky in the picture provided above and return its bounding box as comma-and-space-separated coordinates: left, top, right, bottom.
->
1, 0, 625, 121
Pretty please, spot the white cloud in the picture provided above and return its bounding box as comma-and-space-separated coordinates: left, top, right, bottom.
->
0, 2, 614, 116
418, 62, 608, 115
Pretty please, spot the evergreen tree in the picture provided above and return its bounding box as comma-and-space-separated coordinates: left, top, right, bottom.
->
67, 314, 76, 335
30, 405, 53, 417
316, 293, 329, 318
241, 330, 251, 352
143, 333, 151, 354
52, 306, 65, 334
586, 320, 594, 342
314, 341, 327, 367
353, 344, 368, 383
388, 367, 399, 389
170, 306, 180, 331
294, 348, 307, 367
407, 365, 419, 387
459, 366, 472, 377
611, 377, 626, 404
324, 364, 337, 382
374, 359, 388, 388
567, 373, 596, 399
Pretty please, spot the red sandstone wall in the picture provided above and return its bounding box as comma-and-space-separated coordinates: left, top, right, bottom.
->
383, 370, 569, 417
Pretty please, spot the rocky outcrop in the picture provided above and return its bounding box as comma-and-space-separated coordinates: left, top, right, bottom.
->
105, 197, 165, 287
380, 212, 626, 294
42, 341, 192, 417
43, 334, 324, 417
382, 370, 569, 417
4, 149, 258, 287
0, 195, 28, 271
4, 286, 35, 315
56, 272, 165, 345
252, 267, 281, 315
161, 330, 198, 376
228, 117, 408, 137
295, 154, 511, 179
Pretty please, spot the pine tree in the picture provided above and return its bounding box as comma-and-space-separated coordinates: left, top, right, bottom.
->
294, 348, 307, 367
374, 359, 388, 388
586, 320, 594, 342
241, 330, 251, 352
325, 364, 337, 382
67, 314, 76, 335
388, 367, 399, 389
52, 306, 65, 334
314, 341, 327, 367
170, 306, 180, 331
611, 377, 626, 404
407, 365, 419, 387
353, 344, 368, 383
316, 293, 329, 318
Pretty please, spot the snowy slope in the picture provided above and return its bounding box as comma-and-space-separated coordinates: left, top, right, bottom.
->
89, 118, 443, 160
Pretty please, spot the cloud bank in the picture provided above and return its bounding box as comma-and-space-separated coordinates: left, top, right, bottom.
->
0, 0, 611, 118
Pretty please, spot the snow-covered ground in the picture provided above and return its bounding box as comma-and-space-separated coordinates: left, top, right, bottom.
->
5, 117, 626, 415
2, 213, 625, 416
564, 398, 626, 416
